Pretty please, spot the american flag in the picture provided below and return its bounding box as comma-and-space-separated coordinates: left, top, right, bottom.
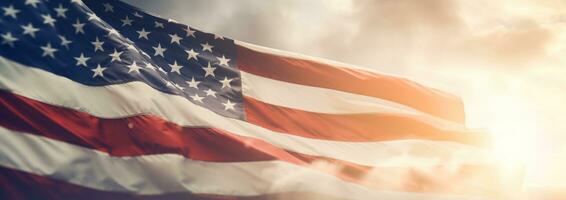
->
0, 0, 506, 199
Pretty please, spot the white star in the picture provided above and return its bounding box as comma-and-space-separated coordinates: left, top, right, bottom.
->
133, 12, 143, 18
216, 55, 231, 67
58, 35, 72, 49
184, 26, 196, 37
154, 21, 164, 28
168, 33, 182, 44
174, 83, 185, 90
87, 13, 101, 21
109, 49, 123, 62
165, 81, 174, 88
91, 37, 104, 52
106, 28, 119, 36
74, 53, 90, 67
140, 51, 151, 59
222, 100, 236, 111
185, 49, 199, 61
25, 0, 40, 8
120, 15, 133, 26
2, 5, 20, 19
202, 62, 216, 77
40, 43, 58, 58
103, 3, 114, 12
72, 19, 85, 34
144, 62, 157, 71
41, 14, 56, 27
136, 28, 150, 39
201, 42, 214, 52
91, 64, 107, 78
1, 32, 18, 47
186, 77, 200, 89
158, 67, 167, 74
214, 34, 224, 40
21, 23, 39, 38
219, 77, 233, 89
167, 18, 178, 23
169, 60, 183, 74
190, 94, 204, 103
126, 43, 138, 52
54, 4, 68, 18
204, 89, 217, 98
127, 61, 141, 74
152, 43, 166, 57
71, 0, 83, 4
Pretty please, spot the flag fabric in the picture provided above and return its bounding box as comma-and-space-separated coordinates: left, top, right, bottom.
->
0, 0, 501, 199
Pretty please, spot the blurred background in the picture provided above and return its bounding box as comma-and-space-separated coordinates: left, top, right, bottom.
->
124, 0, 566, 192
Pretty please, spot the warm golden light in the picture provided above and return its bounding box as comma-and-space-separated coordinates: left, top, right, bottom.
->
483, 92, 554, 194
489, 95, 542, 165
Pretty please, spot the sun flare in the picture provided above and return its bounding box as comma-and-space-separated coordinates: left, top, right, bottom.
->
485, 94, 549, 187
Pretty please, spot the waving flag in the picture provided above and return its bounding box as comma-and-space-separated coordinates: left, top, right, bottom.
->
0, 0, 503, 199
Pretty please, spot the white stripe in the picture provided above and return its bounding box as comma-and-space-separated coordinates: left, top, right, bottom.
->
241, 71, 467, 131
235, 41, 462, 112
0, 56, 492, 167
241, 71, 422, 115
0, 126, 484, 199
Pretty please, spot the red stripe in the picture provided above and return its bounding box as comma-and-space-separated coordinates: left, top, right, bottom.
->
0, 89, 374, 181
236, 44, 465, 124
0, 90, 361, 190
244, 96, 489, 146
0, 166, 349, 200
0, 90, 388, 187
0, 90, 499, 195
0, 90, 303, 164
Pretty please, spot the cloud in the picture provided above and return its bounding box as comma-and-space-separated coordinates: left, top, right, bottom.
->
309, 0, 559, 70
308, 0, 466, 72
123, 0, 562, 70
457, 20, 555, 66
123, 0, 566, 187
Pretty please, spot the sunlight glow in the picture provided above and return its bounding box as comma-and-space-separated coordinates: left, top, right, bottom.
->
489, 96, 540, 164
486, 94, 547, 188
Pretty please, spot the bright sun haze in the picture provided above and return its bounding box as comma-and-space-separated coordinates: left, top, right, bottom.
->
125, 0, 566, 191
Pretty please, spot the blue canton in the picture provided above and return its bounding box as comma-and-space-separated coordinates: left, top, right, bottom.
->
0, 0, 244, 119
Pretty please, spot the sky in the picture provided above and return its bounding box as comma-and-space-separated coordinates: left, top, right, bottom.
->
123, 0, 566, 188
